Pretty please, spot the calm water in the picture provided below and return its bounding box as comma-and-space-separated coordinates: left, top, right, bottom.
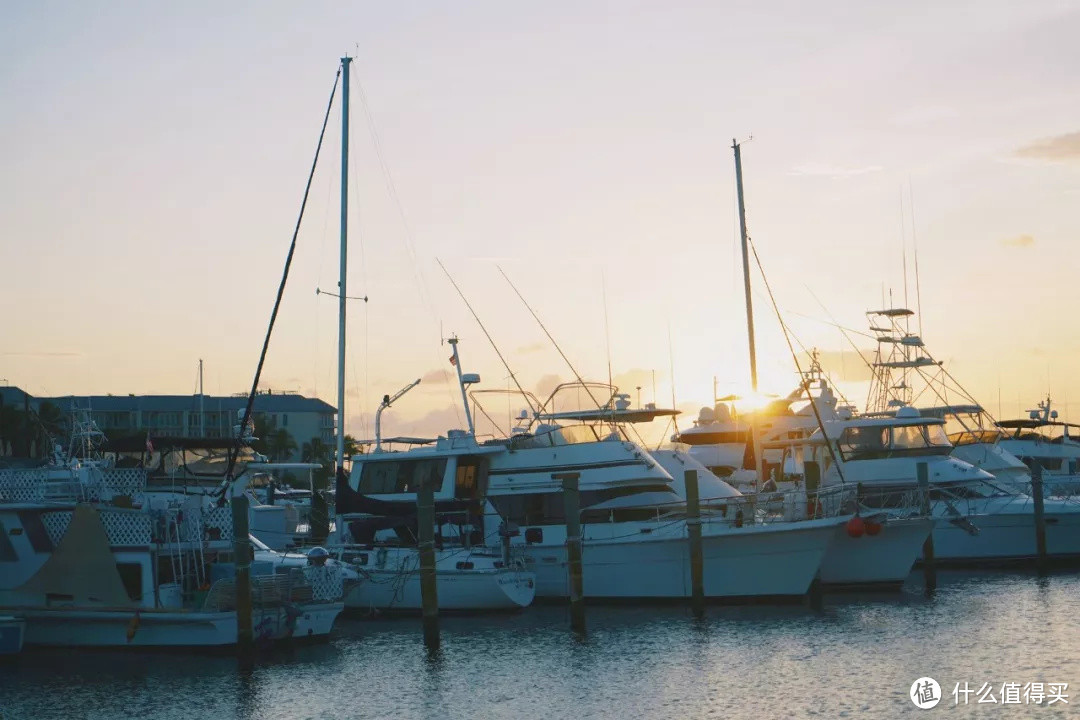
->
2, 570, 1078, 719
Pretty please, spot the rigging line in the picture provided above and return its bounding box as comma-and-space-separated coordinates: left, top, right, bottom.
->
348, 72, 369, 437
436, 259, 538, 417
909, 180, 924, 337
223, 65, 342, 486
749, 238, 846, 484
667, 323, 679, 437
602, 271, 615, 415
497, 266, 607, 415
353, 72, 461, 426
313, 129, 336, 401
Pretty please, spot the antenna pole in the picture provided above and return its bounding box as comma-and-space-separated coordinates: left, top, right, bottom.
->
733, 139, 758, 392
336, 56, 352, 472
198, 359, 205, 438
448, 338, 475, 434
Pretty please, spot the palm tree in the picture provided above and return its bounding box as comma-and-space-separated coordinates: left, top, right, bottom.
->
266, 427, 297, 462
301, 437, 331, 465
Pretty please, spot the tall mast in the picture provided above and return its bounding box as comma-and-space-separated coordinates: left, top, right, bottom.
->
733, 139, 757, 392
336, 56, 351, 472
198, 358, 205, 437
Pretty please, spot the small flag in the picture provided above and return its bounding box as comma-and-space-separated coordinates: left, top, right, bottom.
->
145, 432, 154, 454
449, 354, 457, 366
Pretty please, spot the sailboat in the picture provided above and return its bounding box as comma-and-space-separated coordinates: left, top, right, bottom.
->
323, 59, 536, 612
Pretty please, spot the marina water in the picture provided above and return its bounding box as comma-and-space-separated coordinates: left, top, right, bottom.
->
3, 569, 1077, 719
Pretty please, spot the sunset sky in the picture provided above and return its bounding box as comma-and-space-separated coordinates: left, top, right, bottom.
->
3, 1, 1079, 443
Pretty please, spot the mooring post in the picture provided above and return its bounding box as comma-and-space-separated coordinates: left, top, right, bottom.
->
684, 469, 705, 617
230, 489, 254, 654
417, 474, 440, 650
555, 472, 586, 634
1032, 463, 1048, 573
917, 462, 936, 592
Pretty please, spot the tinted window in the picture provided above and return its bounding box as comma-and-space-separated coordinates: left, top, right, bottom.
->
358, 458, 448, 494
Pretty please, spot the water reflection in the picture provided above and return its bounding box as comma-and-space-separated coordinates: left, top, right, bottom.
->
4, 571, 1080, 719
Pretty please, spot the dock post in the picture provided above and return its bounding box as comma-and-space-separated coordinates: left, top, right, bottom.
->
1032, 463, 1048, 573
684, 470, 705, 618
417, 475, 440, 651
230, 490, 254, 654
917, 462, 936, 593
555, 472, 586, 634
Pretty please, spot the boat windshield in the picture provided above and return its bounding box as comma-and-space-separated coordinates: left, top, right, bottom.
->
511, 423, 628, 449
839, 422, 952, 460
948, 429, 1005, 446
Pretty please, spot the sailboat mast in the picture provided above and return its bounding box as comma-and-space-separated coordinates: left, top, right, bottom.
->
336, 56, 352, 472
733, 139, 758, 392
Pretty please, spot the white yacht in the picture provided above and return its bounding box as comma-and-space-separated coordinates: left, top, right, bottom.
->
792, 407, 1080, 564
338, 348, 846, 603
997, 398, 1080, 495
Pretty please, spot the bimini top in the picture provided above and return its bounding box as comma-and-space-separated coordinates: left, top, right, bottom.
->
998, 419, 1080, 430
542, 407, 680, 424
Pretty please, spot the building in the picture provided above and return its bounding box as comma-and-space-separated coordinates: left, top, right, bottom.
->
39, 391, 337, 462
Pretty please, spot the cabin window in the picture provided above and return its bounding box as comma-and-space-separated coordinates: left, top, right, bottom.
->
117, 562, 143, 602
358, 458, 448, 494
838, 427, 888, 460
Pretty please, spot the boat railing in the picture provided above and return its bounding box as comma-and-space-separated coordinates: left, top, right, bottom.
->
201, 565, 344, 611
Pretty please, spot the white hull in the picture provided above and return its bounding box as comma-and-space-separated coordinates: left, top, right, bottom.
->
818, 517, 932, 588
931, 505, 1080, 563
523, 517, 838, 601
344, 569, 535, 612
7, 603, 342, 648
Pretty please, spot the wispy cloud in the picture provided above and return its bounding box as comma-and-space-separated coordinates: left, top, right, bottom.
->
1, 351, 83, 357
516, 342, 547, 355
421, 369, 453, 384
1015, 131, 1080, 164
788, 163, 883, 178
1001, 234, 1036, 248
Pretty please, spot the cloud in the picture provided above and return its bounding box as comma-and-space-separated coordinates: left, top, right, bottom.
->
1001, 234, 1036, 248
534, 374, 563, 400
1015, 132, 1080, 164
421, 368, 453, 384
788, 163, 883, 178
1, 351, 83, 357
811, 349, 876, 383
516, 342, 546, 355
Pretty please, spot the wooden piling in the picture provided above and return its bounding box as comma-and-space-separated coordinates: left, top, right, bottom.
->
917, 462, 936, 592
684, 470, 705, 617
417, 475, 440, 650
555, 472, 586, 634
1032, 463, 1048, 573
230, 491, 253, 653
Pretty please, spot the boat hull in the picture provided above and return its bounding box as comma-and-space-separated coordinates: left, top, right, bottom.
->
818, 517, 932, 590
930, 502, 1080, 564
523, 517, 838, 601
344, 568, 536, 612
5, 604, 342, 648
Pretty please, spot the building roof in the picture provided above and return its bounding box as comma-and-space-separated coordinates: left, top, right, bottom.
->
39, 393, 336, 415
0, 386, 33, 408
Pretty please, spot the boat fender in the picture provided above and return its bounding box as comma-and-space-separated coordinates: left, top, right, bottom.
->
126, 610, 141, 643
846, 516, 865, 538
864, 519, 882, 536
